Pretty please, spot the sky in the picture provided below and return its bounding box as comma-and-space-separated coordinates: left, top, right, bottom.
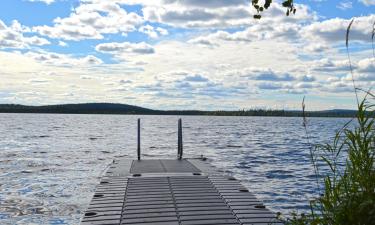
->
0, 0, 374, 110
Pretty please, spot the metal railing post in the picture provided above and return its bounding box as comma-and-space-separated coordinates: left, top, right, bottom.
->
137, 118, 141, 160
178, 119, 183, 160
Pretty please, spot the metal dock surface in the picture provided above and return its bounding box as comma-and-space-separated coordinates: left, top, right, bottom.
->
81, 158, 283, 225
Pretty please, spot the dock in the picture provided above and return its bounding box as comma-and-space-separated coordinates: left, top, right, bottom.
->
81, 119, 283, 225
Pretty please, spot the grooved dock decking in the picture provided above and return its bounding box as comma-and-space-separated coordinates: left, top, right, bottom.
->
81, 159, 283, 225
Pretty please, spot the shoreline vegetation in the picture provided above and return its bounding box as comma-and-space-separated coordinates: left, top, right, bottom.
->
283, 18, 375, 225
0, 103, 358, 117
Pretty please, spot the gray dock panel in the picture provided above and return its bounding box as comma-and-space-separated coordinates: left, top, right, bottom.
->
130, 159, 201, 174
81, 159, 283, 225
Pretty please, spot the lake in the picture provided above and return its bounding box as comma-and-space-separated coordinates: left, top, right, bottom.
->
0, 114, 350, 224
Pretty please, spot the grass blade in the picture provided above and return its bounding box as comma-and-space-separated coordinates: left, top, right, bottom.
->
346, 19, 354, 48
346, 18, 359, 107
372, 20, 374, 58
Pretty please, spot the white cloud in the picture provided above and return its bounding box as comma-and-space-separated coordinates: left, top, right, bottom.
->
0, 20, 50, 49
257, 82, 285, 90
181, 3, 318, 48
81, 55, 103, 65
311, 58, 352, 72
24, 36, 51, 46
138, 25, 169, 38
24, 50, 103, 66
187, 35, 218, 47
188, 21, 301, 46
303, 43, 330, 53
184, 74, 209, 82
80, 75, 94, 80
28, 0, 56, 4
96, 41, 155, 55
188, 14, 374, 50
139, 25, 158, 38
119, 79, 133, 84
156, 27, 169, 36
139, 1, 315, 28
189, 30, 256, 45
237, 67, 298, 81
337, 1, 353, 10
29, 78, 50, 84
160, 0, 248, 8
357, 58, 375, 73
33, 1, 143, 40
58, 41, 68, 47
301, 15, 375, 44
359, 0, 375, 6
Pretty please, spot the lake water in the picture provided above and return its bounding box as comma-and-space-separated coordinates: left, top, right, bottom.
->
0, 114, 351, 224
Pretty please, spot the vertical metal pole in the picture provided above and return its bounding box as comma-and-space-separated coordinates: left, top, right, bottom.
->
137, 118, 141, 160
178, 118, 183, 160
178, 119, 180, 159
180, 119, 183, 159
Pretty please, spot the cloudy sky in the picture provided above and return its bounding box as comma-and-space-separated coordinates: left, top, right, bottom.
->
0, 0, 374, 110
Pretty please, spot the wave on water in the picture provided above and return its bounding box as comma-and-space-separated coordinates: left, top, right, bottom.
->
0, 114, 350, 224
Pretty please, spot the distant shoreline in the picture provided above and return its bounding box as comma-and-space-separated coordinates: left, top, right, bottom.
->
0, 103, 357, 118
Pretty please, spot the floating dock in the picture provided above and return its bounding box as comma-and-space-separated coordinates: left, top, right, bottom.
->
81, 158, 283, 225
81, 119, 283, 225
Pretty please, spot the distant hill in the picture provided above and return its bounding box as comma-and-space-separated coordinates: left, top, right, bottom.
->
0, 103, 358, 117
313, 109, 357, 117
0, 103, 156, 114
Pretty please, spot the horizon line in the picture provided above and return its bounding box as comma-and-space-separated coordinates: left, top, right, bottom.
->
0, 102, 358, 112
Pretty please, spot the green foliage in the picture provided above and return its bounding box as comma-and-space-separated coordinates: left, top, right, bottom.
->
286, 212, 313, 225
286, 98, 375, 225
251, 0, 296, 19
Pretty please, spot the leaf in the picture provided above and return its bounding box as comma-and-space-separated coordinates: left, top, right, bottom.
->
286, 9, 290, 16
282, 0, 291, 7
264, 0, 272, 9
253, 15, 262, 19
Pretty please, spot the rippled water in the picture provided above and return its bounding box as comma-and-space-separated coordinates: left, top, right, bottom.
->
0, 114, 350, 224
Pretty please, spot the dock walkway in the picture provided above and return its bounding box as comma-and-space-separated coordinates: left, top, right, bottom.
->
81, 158, 283, 225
